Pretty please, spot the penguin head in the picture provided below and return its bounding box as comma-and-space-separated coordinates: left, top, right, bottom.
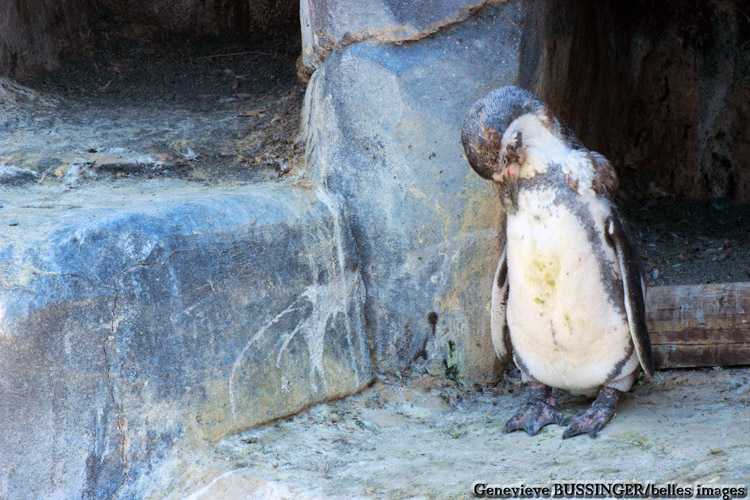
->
461, 86, 583, 182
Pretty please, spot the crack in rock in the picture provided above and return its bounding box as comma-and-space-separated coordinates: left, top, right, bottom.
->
103, 287, 129, 497
100, 246, 199, 495
301, 0, 507, 71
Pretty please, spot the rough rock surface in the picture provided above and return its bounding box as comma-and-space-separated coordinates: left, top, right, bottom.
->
303, 2, 522, 377
0, 0, 94, 76
0, 180, 370, 499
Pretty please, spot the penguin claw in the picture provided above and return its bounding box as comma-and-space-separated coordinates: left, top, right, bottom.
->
561, 410, 609, 439
504, 401, 565, 436
504, 383, 564, 436
561, 387, 621, 439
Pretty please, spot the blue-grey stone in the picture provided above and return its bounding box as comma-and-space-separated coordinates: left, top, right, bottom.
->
301, 0, 506, 71
303, 3, 521, 378
0, 165, 40, 186
0, 180, 370, 499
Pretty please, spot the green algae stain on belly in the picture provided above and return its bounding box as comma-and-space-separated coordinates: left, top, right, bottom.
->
524, 251, 561, 304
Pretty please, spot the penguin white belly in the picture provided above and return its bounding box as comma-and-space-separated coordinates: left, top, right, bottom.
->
505, 188, 636, 394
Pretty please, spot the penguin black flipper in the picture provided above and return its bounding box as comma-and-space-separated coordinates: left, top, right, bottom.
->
605, 209, 655, 377
490, 243, 511, 363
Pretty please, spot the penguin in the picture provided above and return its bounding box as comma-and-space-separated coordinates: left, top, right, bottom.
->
461, 86, 654, 439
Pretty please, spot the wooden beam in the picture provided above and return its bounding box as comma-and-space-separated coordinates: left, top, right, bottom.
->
646, 282, 750, 369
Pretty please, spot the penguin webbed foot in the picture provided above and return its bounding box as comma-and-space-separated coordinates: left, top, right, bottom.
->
562, 386, 621, 439
504, 383, 564, 436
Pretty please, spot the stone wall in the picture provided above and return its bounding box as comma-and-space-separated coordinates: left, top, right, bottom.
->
0, 0, 94, 75
104, 0, 299, 39
301, 0, 517, 378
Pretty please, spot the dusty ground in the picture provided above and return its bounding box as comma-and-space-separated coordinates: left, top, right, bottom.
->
164, 369, 749, 499
2, 31, 304, 185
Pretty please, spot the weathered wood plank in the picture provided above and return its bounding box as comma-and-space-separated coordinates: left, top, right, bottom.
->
651, 328, 747, 345
652, 345, 750, 369
646, 282, 750, 369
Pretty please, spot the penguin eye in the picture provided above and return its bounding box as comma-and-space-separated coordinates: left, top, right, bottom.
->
497, 149, 509, 169
504, 132, 524, 165
505, 144, 519, 164
510, 131, 523, 149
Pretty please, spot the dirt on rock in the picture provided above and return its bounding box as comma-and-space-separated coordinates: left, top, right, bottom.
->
619, 193, 750, 287
2, 30, 304, 186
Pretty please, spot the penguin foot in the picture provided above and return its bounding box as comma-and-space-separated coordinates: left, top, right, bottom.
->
562, 387, 621, 439
504, 383, 564, 436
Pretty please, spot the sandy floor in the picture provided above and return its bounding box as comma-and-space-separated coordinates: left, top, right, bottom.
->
168, 369, 750, 500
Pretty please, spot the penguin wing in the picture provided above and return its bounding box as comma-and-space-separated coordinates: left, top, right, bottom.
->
490, 243, 511, 363
605, 211, 655, 377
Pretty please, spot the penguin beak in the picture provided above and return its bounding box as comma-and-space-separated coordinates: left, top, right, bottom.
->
492, 164, 518, 183
493, 140, 523, 184
493, 152, 520, 213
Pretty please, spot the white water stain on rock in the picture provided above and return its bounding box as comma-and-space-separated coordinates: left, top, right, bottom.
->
227, 264, 363, 420
229, 187, 366, 420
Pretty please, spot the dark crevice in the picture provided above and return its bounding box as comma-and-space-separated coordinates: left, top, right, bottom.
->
521, 0, 750, 202
103, 287, 128, 497
1, 0, 299, 77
